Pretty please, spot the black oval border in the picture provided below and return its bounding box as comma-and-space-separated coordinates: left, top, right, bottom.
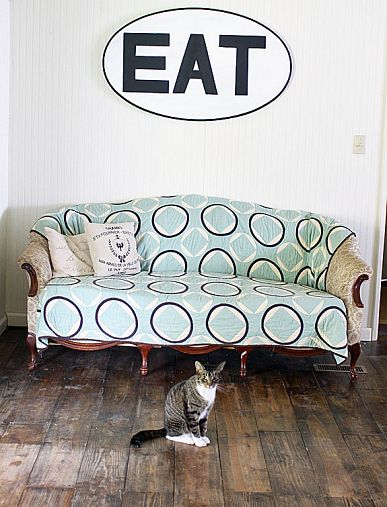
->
253, 286, 294, 297
96, 297, 138, 340
151, 204, 189, 238
102, 7, 293, 122
314, 306, 348, 350
43, 296, 83, 338
249, 212, 285, 247
201, 282, 241, 297
148, 280, 189, 294
200, 204, 238, 236
206, 303, 249, 344
93, 278, 135, 290
150, 302, 193, 343
261, 303, 303, 345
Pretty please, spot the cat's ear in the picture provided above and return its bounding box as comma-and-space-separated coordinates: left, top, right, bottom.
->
195, 361, 205, 375
215, 361, 226, 373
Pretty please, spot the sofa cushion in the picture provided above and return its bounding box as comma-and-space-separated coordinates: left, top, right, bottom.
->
36, 272, 348, 361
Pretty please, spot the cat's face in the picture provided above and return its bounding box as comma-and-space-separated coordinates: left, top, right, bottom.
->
195, 361, 226, 388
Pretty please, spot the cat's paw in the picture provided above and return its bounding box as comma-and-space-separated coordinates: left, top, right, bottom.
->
193, 437, 207, 447
166, 434, 194, 445
202, 436, 210, 445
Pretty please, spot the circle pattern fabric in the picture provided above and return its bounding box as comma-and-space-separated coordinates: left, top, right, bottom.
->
151, 302, 193, 343
152, 205, 189, 238
38, 271, 348, 357
33, 194, 353, 291
262, 304, 303, 344
201, 282, 241, 297
253, 286, 294, 297
33, 195, 352, 358
148, 281, 188, 294
249, 213, 285, 246
49, 277, 81, 286
206, 304, 248, 344
44, 296, 83, 338
93, 277, 135, 290
201, 204, 238, 236
96, 298, 138, 339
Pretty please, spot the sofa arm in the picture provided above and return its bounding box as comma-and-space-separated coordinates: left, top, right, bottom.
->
18, 232, 52, 297
18, 232, 52, 337
326, 235, 372, 345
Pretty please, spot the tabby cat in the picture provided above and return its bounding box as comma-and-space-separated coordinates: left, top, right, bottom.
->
130, 361, 225, 448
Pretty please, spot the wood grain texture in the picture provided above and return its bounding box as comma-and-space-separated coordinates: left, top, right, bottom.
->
247, 372, 298, 431
126, 439, 175, 495
0, 443, 40, 483
0, 422, 50, 444
0, 330, 386, 506
356, 389, 387, 435
224, 493, 275, 507
122, 492, 174, 507
174, 441, 224, 507
28, 443, 86, 487
260, 431, 320, 496
344, 434, 387, 494
218, 436, 271, 493
18, 487, 75, 507
0, 482, 26, 507
71, 484, 123, 507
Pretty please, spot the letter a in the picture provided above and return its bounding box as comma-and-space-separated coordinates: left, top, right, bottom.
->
173, 34, 217, 94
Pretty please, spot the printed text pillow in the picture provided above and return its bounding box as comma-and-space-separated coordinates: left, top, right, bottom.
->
85, 222, 140, 276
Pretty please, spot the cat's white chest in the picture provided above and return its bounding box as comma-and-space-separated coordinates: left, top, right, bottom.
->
197, 385, 216, 420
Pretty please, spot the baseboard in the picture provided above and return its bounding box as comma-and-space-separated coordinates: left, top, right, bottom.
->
0, 314, 7, 335
7, 312, 27, 327
361, 327, 372, 342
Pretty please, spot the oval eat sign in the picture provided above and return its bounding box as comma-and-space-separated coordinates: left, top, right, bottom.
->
102, 8, 293, 121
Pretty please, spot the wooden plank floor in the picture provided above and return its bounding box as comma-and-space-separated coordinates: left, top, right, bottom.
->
0, 328, 386, 507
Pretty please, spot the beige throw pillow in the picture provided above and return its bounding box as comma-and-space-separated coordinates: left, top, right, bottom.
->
85, 222, 140, 276
44, 228, 93, 277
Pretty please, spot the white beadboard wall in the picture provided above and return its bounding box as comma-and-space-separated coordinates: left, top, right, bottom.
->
0, 0, 9, 334
6, 0, 387, 336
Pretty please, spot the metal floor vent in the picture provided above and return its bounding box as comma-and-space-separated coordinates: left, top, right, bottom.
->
313, 364, 367, 374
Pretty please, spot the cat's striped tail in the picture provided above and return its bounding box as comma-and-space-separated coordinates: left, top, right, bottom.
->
130, 428, 167, 448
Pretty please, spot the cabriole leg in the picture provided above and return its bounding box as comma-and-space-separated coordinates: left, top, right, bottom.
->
26, 333, 38, 371
138, 345, 152, 376
348, 342, 361, 381
240, 349, 249, 377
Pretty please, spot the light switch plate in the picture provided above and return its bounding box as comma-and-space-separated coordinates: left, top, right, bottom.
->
353, 135, 366, 154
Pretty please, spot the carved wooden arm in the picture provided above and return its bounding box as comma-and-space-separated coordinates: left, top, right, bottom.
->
18, 232, 52, 335
326, 236, 372, 345
352, 273, 369, 309
18, 232, 52, 294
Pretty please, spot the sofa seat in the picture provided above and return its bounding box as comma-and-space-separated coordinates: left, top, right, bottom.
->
36, 272, 348, 360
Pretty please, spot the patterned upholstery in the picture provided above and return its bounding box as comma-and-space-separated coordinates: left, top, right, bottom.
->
27, 195, 363, 361
36, 273, 347, 361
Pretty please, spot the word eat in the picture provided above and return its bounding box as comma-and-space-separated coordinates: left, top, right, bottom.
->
123, 33, 266, 95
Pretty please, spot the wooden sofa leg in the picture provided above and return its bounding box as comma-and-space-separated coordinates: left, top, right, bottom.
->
348, 343, 361, 381
26, 333, 38, 371
240, 349, 249, 377
138, 345, 152, 376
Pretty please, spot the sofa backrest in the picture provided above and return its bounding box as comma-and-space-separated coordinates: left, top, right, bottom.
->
31, 194, 353, 290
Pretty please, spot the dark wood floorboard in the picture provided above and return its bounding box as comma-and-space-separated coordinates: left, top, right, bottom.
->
0, 328, 385, 506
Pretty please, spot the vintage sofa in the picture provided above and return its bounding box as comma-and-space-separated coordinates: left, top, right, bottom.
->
19, 194, 372, 379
